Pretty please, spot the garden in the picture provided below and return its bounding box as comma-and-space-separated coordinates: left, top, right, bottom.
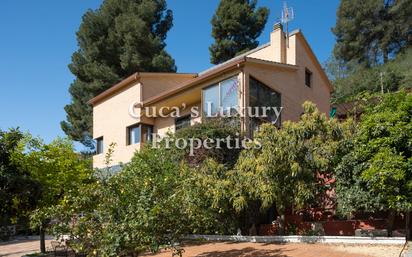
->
1, 91, 411, 256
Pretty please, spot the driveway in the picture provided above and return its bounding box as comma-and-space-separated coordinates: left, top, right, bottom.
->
0, 237, 52, 257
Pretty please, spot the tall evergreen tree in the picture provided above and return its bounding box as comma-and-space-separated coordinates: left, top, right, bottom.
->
209, 0, 269, 65
62, 0, 176, 147
332, 0, 412, 67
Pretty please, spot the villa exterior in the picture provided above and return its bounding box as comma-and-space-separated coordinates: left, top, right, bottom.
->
89, 23, 332, 169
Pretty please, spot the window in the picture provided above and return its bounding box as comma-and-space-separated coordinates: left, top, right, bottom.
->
203, 77, 238, 116
127, 124, 140, 145
305, 68, 312, 87
175, 115, 191, 131
141, 124, 153, 143
96, 137, 103, 154
127, 124, 153, 145
249, 77, 281, 132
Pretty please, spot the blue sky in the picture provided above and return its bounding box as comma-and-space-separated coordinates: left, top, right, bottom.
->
0, 0, 339, 146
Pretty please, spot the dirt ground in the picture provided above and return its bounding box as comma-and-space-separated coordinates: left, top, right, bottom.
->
0, 239, 404, 257
141, 241, 405, 257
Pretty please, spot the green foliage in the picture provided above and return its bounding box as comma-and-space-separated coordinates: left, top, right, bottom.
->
329, 48, 412, 103
335, 91, 412, 214
230, 102, 351, 233
62, 0, 176, 147
42, 121, 239, 256
12, 137, 93, 211
173, 118, 241, 167
332, 0, 412, 66
209, 0, 269, 64
0, 129, 41, 225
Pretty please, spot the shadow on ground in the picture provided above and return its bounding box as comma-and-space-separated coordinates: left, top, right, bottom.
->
194, 247, 289, 257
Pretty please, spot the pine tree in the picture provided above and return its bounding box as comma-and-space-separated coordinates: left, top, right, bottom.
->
332, 0, 412, 67
209, 0, 269, 65
61, 0, 176, 147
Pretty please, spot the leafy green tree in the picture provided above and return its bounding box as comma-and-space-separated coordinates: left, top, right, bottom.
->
0, 129, 41, 230
13, 137, 93, 252
13, 138, 93, 209
209, 0, 269, 64
230, 102, 350, 234
62, 0, 176, 147
332, 0, 412, 66
41, 147, 201, 256
335, 91, 412, 234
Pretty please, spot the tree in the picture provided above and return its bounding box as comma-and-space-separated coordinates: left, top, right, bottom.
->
0, 129, 41, 233
328, 48, 412, 103
13, 137, 93, 252
61, 0, 176, 147
209, 0, 269, 64
230, 102, 350, 234
335, 91, 412, 235
41, 146, 204, 256
332, 0, 412, 67
42, 119, 242, 255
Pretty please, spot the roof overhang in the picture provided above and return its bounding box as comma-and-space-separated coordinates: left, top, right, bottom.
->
88, 72, 197, 106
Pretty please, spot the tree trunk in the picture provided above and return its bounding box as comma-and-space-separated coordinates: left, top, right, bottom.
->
387, 209, 396, 237
40, 226, 46, 253
382, 46, 389, 64
406, 211, 410, 241
278, 213, 286, 235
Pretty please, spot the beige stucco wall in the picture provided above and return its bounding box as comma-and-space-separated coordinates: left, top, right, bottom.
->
93, 81, 142, 169
243, 34, 330, 123
293, 34, 331, 115
247, 29, 330, 121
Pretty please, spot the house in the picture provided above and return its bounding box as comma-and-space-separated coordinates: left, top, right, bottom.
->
88, 23, 332, 169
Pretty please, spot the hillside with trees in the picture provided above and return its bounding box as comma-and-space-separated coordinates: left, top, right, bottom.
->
326, 0, 412, 103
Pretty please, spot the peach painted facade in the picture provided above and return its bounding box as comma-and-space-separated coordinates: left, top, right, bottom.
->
89, 24, 332, 169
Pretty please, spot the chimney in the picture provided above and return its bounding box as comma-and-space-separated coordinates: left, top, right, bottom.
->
270, 22, 287, 63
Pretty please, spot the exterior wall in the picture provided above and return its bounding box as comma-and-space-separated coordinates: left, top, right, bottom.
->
93, 81, 142, 169
243, 61, 330, 124
248, 29, 330, 121
293, 34, 331, 115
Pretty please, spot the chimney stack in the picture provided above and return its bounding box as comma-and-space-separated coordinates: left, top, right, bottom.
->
271, 22, 287, 63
